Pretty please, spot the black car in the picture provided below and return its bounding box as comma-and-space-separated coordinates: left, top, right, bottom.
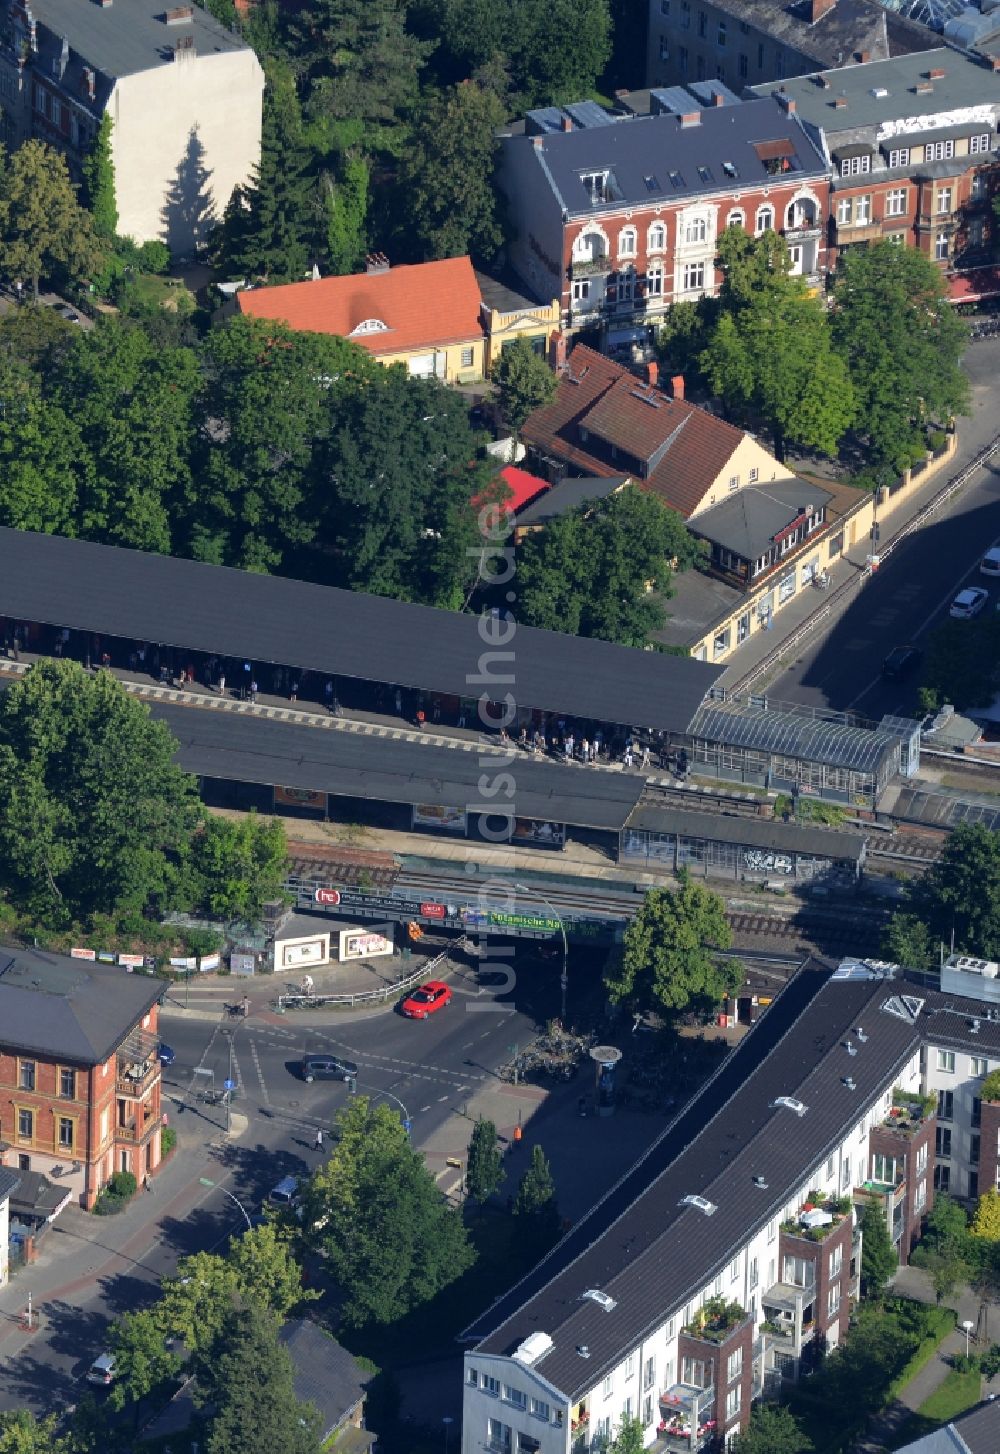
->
881, 645, 921, 680
301, 1054, 359, 1083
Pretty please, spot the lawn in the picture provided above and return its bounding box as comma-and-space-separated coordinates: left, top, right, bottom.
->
916, 1366, 982, 1423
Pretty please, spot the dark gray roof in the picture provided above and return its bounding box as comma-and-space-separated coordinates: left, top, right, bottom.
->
152, 703, 646, 831
10, 1169, 71, 1222
689, 480, 834, 561
0, 529, 720, 735
14, 0, 248, 80
467, 965, 923, 1394
897, 1400, 1000, 1454
0, 1168, 21, 1205
515, 475, 629, 528
654, 569, 745, 651
624, 801, 865, 861
688, 700, 903, 774
750, 47, 1000, 134
279, 1320, 369, 1439
700, 0, 935, 70
519, 96, 828, 215
0, 951, 164, 1064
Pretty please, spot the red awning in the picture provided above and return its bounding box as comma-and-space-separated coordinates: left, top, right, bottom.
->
948, 267, 1000, 305
473, 466, 550, 517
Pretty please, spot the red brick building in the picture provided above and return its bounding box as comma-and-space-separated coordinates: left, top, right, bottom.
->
0, 950, 165, 1209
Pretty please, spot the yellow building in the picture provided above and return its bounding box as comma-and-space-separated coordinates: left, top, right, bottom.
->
477, 271, 561, 373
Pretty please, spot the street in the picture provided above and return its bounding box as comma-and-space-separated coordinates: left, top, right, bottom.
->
767, 335, 1000, 718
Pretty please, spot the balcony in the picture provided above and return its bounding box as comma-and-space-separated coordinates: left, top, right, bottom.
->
570, 255, 611, 279
883, 1089, 935, 1138
657, 1383, 716, 1451
117, 1060, 158, 1097
762, 1284, 815, 1358
682, 1297, 748, 1344
781, 1192, 854, 1243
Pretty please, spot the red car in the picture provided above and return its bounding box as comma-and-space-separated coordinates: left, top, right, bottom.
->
401, 980, 453, 1019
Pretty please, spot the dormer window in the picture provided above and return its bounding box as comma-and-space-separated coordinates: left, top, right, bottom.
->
350, 318, 390, 336
581, 169, 620, 205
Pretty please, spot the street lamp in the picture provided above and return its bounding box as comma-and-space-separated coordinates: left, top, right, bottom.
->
963, 1318, 975, 1357
443, 1416, 454, 1454
370, 1088, 412, 1136
514, 881, 569, 1024
198, 1176, 253, 1230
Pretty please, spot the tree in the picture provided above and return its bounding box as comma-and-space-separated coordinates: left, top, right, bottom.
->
492, 337, 556, 437
0, 1412, 67, 1454
607, 1415, 645, 1454
324, 152, 369, 274
0, 661, 201, 925
0, 141, 103, 299
201, 1303, 322, 1454
859, 1199, 897, 1300
438, 0, 611, 109
466, 1117, 505, 1206
188, 813, 289, 920
109, 1307, 182, 1417
733, 1404, 812, 1454
513, 1144, 560, 1245
0, 356, 81, 535
833, 241, 969, 469
701, 230, 854, 459
916, 824, 1000, 959
919, 616, 1000, 713
973, 1186, 1000, 1240
607, 874, 738, 1015
881, 912, 936, 972
305, 1098, 474, 1326
516, 486, 700, 646
81, 114, 118, 240
403, 82, 507, 262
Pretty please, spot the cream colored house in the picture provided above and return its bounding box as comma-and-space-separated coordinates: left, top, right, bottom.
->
0, 0, 264, 255
476, 270, 561, 373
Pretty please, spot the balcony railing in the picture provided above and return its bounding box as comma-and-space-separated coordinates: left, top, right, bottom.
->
117, 1059, 158, 1098
570, 255, 611, 278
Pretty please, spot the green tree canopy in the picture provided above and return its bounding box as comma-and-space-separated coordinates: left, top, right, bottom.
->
0, 354, 81, 535
513, 1143, 560, 1247
607, 1415, 645, 1454
324, 152, 369, 274
733, 1404, 812, 1454
0, 1412, 68, 1454
402, 81, 507, 262
607, 873, 738, 1015
0, 140, 103, 299
201, 1303, 323, 1454
516, 486, 699, 646
81, 114, 118, 240
919, 616, 1000, 713
437, 0, 611, 109
304, 1097, 474, 1326
915, 823, 1000, 960
188, 813, 289, 920
701, 230, 854, 459
493, 337, 556, 436
973, 1187, 1000, 1240
466, 1117, 505, 1206
859, 1199, 897, 1300
832, 240, 969, 469
881, 912, 936, 972
0, 661, 201, 925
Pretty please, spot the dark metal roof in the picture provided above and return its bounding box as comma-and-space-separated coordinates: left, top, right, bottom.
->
0, 529, 720, 735
689, 480, 834, 562
153, 703, 646, 832
0, 1168, 20, 1205
624, 802, 865, 861
467, 966, 921, 1395
0, 951, 165, 1064
13, 0, 248, 80
515, 475, 629, 528
942, 1400, 1000, 1454
689, 700, 903, 773
279, 1321, 370, 1440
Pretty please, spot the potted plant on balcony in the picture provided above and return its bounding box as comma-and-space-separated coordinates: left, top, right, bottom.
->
685, 1295, 745, 1342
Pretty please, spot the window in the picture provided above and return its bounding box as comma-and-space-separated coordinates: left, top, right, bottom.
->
836, 197, 853, 226
581, 171, 611, 204
461, 347, 474, 368
935, 1164, 950, 1193
855, 195, 871, 224
660, 0, 670, 12
681, 0, 690, 26
603, 1377, 613, 1400
774, 51, 784, 78
936, 187, 953, 215
747, 466, 759, 484
572, 279, 591, 303
783, 1255, 813, 1289
936, 1126, 952, 1159
889, 147, 910, 169
726, 1349, 742, 1383
647, 264, 664, 297
644, 1356, 655, 1391
925, 140, 954, 162
937, 1050, 956, 1074
17, 1108, 32, 1141
827, 1285, 841, 1319
917, 1143, 928, 1174
935, 233, 949, 261
748, 1257, 758, 1290
625, 1354, 635, 1380
468, 1369, 479, 1387
726, 208, 745, 230
666, 1317, 675, 1340
595, 1418, 611, 1445
767, 1219, 776, 1243
829, 1245, 843, 1279
842, 1155, 852, 1190
617, 272, 634, 303
659, 35, 670, 61
678, 45, 688, 72
970, 132, 991, 154
623, 1396, 634, 1421
840, 155, 871, 177
938, 1090, 954, 1120
504, 1387, 526, 1409
738, 53, 748, 79
58, 1116, 74, 1149
971, 1135, 981, 1168
19, 1060, 35, 1091
717, 18, 726, 45
697, 10, 706, 36
529, 1398, 549, 1420
972, 172, 989, 202
618, 227, 637, 259
737, 611, 750, 644
488, 1419, 511, 1453
484, 1375, 500, 1396
713, 625, 731, 658
682, 262, 706, 291
727, 474, 740, 493
974, 1098, 983, 1129
885, 188, 908, 218
684, 216, 707, 244
755, 205, 774, 236
725, 1388, 741, 1422
59, 1067, 75, 1100
729, 1256, 740, 1283
648, 221, 667, 253
643, 1396, 653, 1427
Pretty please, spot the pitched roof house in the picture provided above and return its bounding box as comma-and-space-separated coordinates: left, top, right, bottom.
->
520, 345, 792, 518
237, 257, 487, 383
278, 1320, 374, 1449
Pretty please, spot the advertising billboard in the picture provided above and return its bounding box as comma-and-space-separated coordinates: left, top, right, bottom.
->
275, 933, 331, 971
337, 927, 394, 962
411, 803, 467, 834
274, 786, 328, 812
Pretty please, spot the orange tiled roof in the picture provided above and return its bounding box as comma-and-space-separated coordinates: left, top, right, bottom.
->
236, 257, 485, 355
521, 344, 748, 519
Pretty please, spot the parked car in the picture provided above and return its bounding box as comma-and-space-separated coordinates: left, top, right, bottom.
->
881, 645, 921, 680
400, 979, 453, 1019
949, 587, 988, 619
157, 1044, 176, 1066
981, 547, 1000, 577
268, 1175, 301, 1208
300, 1054, 358, 1084
86, 1353, 117, 1386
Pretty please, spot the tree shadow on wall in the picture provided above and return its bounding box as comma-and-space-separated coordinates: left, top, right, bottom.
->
161, 125, 217, 259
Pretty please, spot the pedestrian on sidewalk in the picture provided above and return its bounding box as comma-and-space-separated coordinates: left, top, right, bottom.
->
581, 737, 590, 763
217, 672, 226, 697
641, 745, 650, 770
289, 680, 299, 702
315, 1128, 324, 1151
249, 679, 258, 704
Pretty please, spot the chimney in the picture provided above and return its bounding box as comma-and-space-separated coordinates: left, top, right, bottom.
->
914, 80, 933, 94
165, 4, 193, 21
365, 252, 390, 274
679, 110, 701, 127
928, 66, 946, 80
712, 90, 725, 105
671, 374, 685, 400
549, 330, 567, 371
561, 114, 572, 131
172, 33, 194, 56
810, 0, 836, 21
778, 93, 797, 114
645, 361, 659, 388
833, 95, 848, 109
855, 48, 870, 62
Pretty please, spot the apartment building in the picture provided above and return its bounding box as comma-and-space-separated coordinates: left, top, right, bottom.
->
645, 0, 937, 94
751, 48, 1000, 283
0, 0, 264, 252
498, 93, 829, 343
0, 949, 165, 1209
462, 953, 1000, 1454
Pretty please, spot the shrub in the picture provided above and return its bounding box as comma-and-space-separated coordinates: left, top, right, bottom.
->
161, 1126, 177, 1157
982, 1069, 1000, 1103
108, 1170, 138, 1200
